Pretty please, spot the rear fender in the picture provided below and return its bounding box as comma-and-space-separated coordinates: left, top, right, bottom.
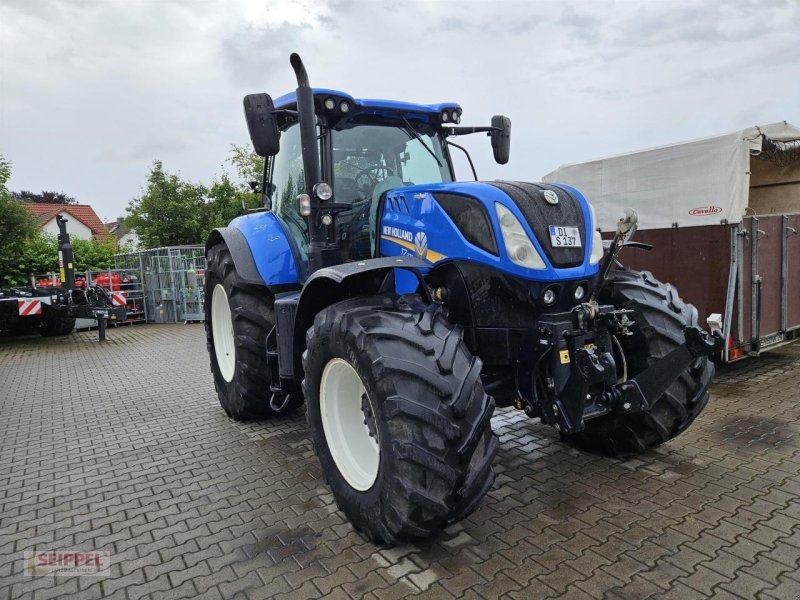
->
207, 211, 304, 288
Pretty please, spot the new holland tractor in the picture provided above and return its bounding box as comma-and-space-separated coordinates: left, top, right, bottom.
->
205, 54, 723, 544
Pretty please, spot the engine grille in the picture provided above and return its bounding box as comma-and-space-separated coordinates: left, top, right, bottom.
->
489, 181, 585, 268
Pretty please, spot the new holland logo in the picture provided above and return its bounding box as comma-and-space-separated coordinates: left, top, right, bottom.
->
382, 226, 413, 242
414, 231, 428, 258
543, 190, 559, 205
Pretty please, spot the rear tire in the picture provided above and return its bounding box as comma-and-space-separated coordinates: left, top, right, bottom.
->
562, 269, 714, 457
302, 295, 498, 544
39, 311, 75, 336
205, 242, 301, 420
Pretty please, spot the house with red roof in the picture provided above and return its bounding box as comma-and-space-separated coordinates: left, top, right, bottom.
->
23, 203, 107, 240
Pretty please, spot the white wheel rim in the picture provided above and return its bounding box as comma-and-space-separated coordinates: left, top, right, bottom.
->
320, 358, 380, 491
211, 284, 236, 382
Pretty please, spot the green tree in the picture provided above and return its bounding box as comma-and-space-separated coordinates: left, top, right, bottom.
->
0, 156, 39, 285
228, 143, 265, 187
71, 235, 117, 271
12, 190, 76, 204
126, 161, 210, 248
19, 234, 58, 282
206, 169, 264, 229
206, 173, 247, 228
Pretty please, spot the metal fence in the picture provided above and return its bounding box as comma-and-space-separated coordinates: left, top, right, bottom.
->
115, 246, 206, 324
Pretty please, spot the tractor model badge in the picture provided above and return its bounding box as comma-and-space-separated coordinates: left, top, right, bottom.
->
543, 190, 559, 205
414, 231, 428, 259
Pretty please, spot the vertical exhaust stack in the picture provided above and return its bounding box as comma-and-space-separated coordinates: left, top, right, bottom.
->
290, 53, 340, 272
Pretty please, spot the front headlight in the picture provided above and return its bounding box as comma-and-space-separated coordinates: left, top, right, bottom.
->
494, 203, 546, 270
588, 203, 604, 264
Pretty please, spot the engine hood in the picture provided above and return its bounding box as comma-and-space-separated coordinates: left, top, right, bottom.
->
377, 180, 600, 282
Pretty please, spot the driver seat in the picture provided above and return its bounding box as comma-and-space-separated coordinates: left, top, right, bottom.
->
369, 176, 405, 251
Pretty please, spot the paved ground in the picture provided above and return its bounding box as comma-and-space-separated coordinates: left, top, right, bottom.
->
1, 324, 799, 600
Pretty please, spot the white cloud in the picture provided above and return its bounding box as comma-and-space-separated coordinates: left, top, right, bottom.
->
0, 0, 797, 222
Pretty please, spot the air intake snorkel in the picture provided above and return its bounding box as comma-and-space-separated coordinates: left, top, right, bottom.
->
290, 53, 340, 271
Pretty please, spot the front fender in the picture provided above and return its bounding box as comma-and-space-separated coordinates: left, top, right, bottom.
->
291, 256, 430, 380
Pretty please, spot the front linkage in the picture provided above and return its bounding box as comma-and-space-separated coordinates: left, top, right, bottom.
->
522, 209, 724, 436
529, 300, 723, 436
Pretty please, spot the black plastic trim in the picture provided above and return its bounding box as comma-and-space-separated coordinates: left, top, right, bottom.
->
434, 193, 499, 256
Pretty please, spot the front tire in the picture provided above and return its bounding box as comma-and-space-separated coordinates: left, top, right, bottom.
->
205, 242, 300, 420
562, 269, 714, 457
302, 295, 498, 544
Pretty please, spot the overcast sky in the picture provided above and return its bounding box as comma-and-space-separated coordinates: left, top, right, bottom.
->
1, 0, 798, 222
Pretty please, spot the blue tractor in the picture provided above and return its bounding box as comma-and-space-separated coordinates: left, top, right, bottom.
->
205, 54, 723, 543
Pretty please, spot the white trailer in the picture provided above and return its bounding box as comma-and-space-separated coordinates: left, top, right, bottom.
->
544, 121, 800, 361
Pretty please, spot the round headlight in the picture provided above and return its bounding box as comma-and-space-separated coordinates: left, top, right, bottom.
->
313, 182, 333, 201
514, 245, 529, 262
543, 288, 556, 305
324, 97, 336, 111
321, 214, 333, 226
499, 212, 516, 228
574, 284, 586, 302
451, 110, 460, 123
339, 101, 350, 113
441, 110, 449, 123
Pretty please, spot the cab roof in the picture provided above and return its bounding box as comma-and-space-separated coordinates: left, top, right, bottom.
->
272, 88, 461, 116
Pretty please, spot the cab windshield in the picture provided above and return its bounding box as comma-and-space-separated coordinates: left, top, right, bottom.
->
331, 119, 453, 207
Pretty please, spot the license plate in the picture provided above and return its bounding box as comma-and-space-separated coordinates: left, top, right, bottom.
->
549, 226, 581, 248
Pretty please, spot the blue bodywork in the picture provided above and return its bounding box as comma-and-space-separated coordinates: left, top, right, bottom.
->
378, 182, 599, 284
228, 212, 301, 285
273, 88, 461, 121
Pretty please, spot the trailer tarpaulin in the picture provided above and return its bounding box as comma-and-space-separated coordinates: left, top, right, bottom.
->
543, 121, 800, 231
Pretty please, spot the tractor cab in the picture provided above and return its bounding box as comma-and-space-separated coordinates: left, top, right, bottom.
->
245, 77, 510, 270
268, 91, 458, 262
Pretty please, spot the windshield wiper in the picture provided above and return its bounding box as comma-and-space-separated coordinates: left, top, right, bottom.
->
401, 116, 442, 167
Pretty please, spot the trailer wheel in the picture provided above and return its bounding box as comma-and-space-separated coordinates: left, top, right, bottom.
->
39, 312, 75, 336
302, 295, 498, 544
205, 242, 300, 420
562, 269, 714, 457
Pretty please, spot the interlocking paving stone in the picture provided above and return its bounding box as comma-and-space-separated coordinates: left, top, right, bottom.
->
2, 324, 799, 599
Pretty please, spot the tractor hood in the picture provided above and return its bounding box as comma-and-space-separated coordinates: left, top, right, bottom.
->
377, 180, 601, 282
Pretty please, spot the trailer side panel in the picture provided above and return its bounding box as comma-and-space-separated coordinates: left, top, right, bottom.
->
789, 214, 800, 331
606, 225, 731, 328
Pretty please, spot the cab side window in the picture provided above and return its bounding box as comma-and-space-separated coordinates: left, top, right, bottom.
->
270, 123, 308, 258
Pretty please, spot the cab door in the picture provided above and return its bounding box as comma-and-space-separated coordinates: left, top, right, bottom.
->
269, 123, 310, 267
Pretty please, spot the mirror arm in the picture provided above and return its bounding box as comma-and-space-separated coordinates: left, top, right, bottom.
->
272, 109, 298, 119
444, 125, 500, 136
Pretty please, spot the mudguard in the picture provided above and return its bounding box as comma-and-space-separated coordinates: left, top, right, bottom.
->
290, 256, 430, 381
207, 211, 303, 288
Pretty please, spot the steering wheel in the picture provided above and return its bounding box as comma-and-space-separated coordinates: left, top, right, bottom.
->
354, 164, 396, 190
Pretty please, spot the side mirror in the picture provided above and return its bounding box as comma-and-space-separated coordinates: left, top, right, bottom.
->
490, 115, 511, 165
243, 93, 280, 157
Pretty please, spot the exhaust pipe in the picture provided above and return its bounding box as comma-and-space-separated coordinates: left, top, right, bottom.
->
290, 53, 339, 272
290, 53, 321, 194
